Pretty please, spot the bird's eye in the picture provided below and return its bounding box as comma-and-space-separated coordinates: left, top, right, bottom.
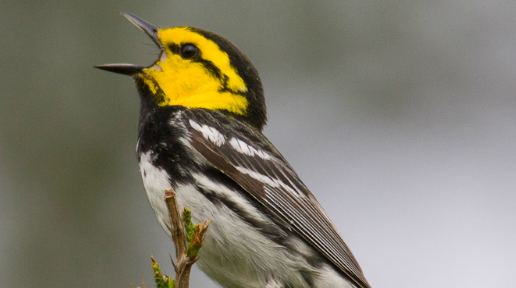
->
180, 43, 199, 59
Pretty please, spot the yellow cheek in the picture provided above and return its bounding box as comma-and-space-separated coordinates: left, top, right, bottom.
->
155, 57, 217, 99
141, 56, 248, 115
157, 28, 247, 93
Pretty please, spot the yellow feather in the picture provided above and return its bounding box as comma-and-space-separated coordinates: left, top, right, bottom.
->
139, 27, 248, 115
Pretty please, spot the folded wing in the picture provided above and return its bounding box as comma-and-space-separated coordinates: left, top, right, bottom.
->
184, 110, 370, 288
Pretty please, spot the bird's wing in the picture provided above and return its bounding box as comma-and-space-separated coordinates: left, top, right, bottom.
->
184, 110, 369, 288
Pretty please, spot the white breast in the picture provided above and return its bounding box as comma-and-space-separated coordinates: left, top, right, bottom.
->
138, 150, 307, 287
137, 150, 354, 288
138, 151, 172, 232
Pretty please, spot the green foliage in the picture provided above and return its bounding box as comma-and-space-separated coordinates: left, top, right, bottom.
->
150, 205, 209, 288
151, 257, 174, 288
182, 208, 195, 244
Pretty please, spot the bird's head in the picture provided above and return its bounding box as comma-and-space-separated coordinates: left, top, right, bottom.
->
97, 13, 266, 130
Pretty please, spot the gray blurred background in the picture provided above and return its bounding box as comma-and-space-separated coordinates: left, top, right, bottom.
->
1, 0, 515, 287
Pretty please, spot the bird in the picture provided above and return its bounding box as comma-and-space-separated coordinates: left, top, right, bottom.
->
96, 13, 370, 288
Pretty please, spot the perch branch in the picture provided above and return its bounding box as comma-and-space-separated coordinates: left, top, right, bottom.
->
154, 189, 210, 288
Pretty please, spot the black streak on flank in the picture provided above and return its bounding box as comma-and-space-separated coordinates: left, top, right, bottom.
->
197, 181, 288, 246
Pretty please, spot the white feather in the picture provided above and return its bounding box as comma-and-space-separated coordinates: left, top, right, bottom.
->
189, 119, 226, 146
229, 137, 272, 160
236, 165, 303, 198
138, 151, 172, 231
314, 264, 357, 288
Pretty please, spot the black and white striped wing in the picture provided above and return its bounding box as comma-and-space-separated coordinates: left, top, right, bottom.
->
185, 110, 369, 288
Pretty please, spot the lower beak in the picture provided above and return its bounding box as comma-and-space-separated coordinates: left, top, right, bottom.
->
94, 63, 145, 75
95, 13, 159, 76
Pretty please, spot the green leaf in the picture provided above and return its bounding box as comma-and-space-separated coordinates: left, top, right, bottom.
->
182, 208, 195, 243
151, 257, 175, 288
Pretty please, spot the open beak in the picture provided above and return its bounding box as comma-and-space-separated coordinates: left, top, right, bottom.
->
95, 13, 160, 76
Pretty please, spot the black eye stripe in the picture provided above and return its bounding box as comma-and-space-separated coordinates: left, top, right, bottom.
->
165, 41, 241, 93
197, 58, 223, 80
166, 43, 223, 79
168, 43, 181, 54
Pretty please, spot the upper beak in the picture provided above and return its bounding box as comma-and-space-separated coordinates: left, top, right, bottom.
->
121, 12, 160, 47
95, 12, 160, 76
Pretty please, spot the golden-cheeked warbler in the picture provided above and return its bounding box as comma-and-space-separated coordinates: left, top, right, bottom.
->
97, 13, 370, 288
